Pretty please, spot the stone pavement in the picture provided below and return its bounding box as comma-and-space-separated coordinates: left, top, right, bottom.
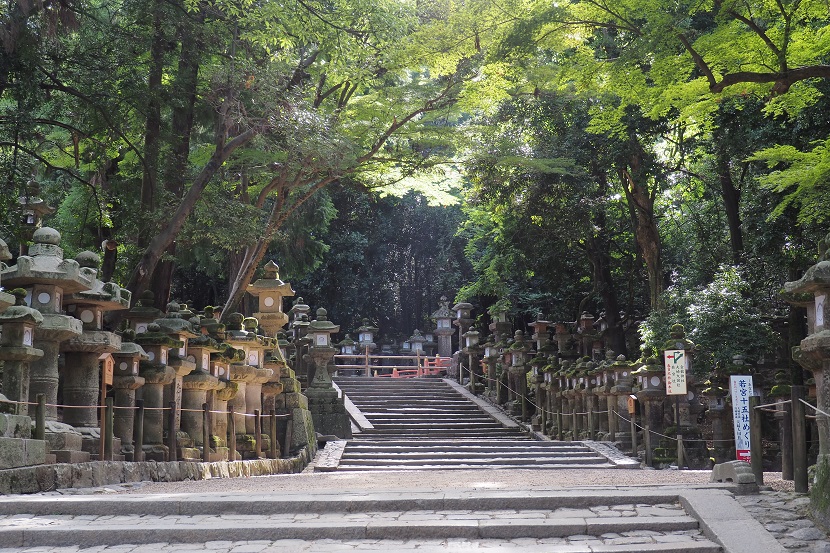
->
0, 467, 827, 552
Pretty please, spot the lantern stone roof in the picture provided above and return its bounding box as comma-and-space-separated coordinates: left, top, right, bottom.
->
308, 308, 340, 334
431, 296, 453, 319
785, 260, 830, 294
155, 302, 199, 338
0, 238, 11, 262
248, 261, 295, 297
335, 333, 356, 348
1, 227, 92, 293
67, 252, 131, 311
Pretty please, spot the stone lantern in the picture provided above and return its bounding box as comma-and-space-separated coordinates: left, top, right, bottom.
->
111, 329, 148, 460
452, 302, 474, 374
432, 296, 455, 359
530, 352, 547, 429
248, 261, 295, 337
17, 177, 55, 256
134, 323, 180, 460
508, 330, 530, 420
702, 370, 731, 465
154, 302, 199, 457
0, 289, 47, 469
242, 317, 274, 440
305, 308, 351, 438
181, 332, 222, 457
409, 330, 426, 355
577, 312, 596, 358
785, 241, 830, 471
609, 354, 634, 450
528, 313, 551, 352
337, 333, 357, 356
223, 313, 263, 457
462, 327, 481, 393
127, 291, 164, 335
289, 298, 312, 387
61, 251, 129, 453
422, 328, 437, 356
633, 356, 665, 463
482, 339, 499, 396
1, 227, 89, 462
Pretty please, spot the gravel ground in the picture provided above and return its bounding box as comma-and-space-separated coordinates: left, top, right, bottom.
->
113, 467, 796, 495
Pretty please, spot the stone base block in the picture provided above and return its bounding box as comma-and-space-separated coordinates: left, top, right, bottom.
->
281, 392, 308, 410
179, 447, 201, 461
281, 378, 300, 393
45, 427, 83, 452
0, 437, 47, 469
290, 407, 316, 455
53, 449, 91, 463
44, 454, 56, 464
142, 444, 169, 462
80, 434, 122, 457
208, 447, 229, 462
0, 414, 33, 438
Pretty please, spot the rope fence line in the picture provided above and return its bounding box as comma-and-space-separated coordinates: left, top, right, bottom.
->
0, 396, 284, 418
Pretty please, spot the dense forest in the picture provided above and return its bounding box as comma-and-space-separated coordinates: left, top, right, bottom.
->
1, 0, 828, 370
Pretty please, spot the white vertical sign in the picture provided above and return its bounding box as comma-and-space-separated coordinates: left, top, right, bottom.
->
730, 375, 754, 462
816, 294, 825, 328
664, 350, 688, 396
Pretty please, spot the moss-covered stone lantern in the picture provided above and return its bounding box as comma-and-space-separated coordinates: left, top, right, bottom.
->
248, 261, 295, 337
306, 308, 351, 439
111, 329, 148, 460
432, 297, 454, 358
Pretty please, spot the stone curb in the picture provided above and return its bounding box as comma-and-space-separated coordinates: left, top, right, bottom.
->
680, 489, 787, 553
0, 447, 312, 495
0, 515, 701, 547
0, 488, 699, 515
333, 382, 374, 431
443, 378, 522, 429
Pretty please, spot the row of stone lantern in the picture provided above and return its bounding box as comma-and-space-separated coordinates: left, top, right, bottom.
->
0, 221, 327, 465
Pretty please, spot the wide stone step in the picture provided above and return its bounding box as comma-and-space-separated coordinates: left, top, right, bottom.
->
342, 450, 603, 460
338, 456, 609, 466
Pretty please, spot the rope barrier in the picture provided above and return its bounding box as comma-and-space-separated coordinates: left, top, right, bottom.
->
0, 396, 286, 417
801, 399, 830, 419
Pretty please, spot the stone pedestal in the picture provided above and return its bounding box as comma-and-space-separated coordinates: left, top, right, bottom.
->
212, 381, 238, 460
62, 331, 121, 437
112, 374, 144, 459
306, 349, 351, 439
181, 370, 220, 447
137, 364, 175, 460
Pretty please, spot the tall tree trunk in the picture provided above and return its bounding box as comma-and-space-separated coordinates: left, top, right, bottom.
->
715, 149, 744, 264
619, 151, 663, 310
126, 128, 256, 299
151, 18, 202, 309
138, 0, 166, 246
586, 174, 626, 356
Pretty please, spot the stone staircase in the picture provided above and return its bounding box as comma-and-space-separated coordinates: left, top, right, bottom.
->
332, 377, 620, 471
0, 488, 729, 552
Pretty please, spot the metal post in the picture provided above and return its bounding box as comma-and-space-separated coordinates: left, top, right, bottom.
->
202, 403, 211, 463
254, 409, 262, 459
167, 401, 177, 462
104, 397, 114, 461
792, 386, 808, 493
35, 394, 45, 441
269, 410, 278, 459
749, 396, 764, 485
134, 399, 144, 462
781, 401, 793, 481
228, 404, 237, 461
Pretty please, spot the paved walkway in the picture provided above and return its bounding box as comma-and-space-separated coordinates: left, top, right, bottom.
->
0, 467, 826, 552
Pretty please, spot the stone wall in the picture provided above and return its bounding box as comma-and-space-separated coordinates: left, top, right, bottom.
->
0, 445, 312, 495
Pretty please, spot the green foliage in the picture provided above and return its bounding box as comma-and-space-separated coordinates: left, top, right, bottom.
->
750, 139, 830, 224
640, 266, 778, 371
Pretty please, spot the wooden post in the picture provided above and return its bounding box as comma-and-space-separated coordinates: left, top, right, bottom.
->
100, 368, 106, 461
228, 404, 237, 461
269, 410, 278, 459
282, 414, 293, 458
202, 403, 211, 463
749, 396, 764, 485
631, 414, 639, 460
254, 409, 262, 458
35, 394, 45, 441
643, 421, 651, 467
134, 400, 144, 461
792, 386, 808, 493
104, 397, 114, 461
365, 346, 370, 377
587, 403, 595, 441
556, 400, 563, 441
572, 405, 578, 439
167, 401, 177, 462
781, 401, 793, 481
676, 433, 684, 470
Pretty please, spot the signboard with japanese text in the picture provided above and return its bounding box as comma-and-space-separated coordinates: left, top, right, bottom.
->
664, 350, 688, 396
817, 294, 825, 329
730, 375, 754, 462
